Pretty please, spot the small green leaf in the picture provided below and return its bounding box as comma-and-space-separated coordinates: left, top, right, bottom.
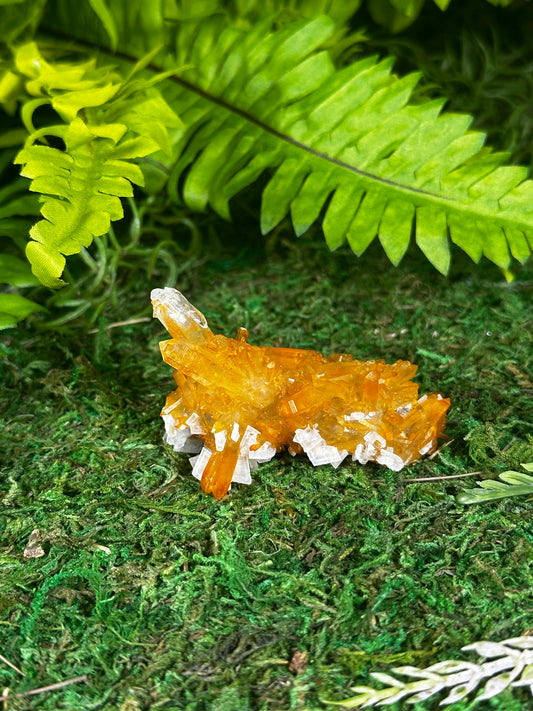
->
415, 206, 450, 274
482, 222, 510, 269
25, 241, 66, 288
0, 254, 40, 287
347, 191, 385, 256
323, 185, 363, 250
291, 170, 336, 236
183, 127, 240, 212
370, 0, 424, 32
504, 227, 530, 264
378, 198, 414, 265
448, 215, 483, 263
261, 159, 307, 234
111, 136, 160, 160
0, 292, 45, 329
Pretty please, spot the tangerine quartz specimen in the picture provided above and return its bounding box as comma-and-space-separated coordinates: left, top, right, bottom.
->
152, 288, 450, 499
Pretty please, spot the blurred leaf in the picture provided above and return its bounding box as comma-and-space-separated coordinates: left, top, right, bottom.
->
0, 0, 46, 44
0, 254, 40, 287
87, 0, 118, 49
0, 292, 45, 329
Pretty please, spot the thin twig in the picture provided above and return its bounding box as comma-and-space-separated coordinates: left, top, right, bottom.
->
402, 471, 482, 483
17, 675, 87, 697
0, 654, 24, 676
88, 316, 151, 334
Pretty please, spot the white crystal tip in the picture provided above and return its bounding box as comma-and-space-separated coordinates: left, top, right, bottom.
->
151, 287, 208, 329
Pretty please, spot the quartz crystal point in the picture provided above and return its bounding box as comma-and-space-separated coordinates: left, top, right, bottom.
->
152, 288, 450, 499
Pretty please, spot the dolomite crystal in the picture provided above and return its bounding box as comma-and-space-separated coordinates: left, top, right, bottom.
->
152, 287, 450, 499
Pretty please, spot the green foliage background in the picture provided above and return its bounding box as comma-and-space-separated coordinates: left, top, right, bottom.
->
1, 0, 533, 328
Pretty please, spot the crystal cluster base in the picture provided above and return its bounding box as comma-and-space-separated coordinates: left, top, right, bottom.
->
152, 288, 450, 499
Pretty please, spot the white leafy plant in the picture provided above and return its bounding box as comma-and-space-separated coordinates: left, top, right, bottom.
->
328, 636, 533, 707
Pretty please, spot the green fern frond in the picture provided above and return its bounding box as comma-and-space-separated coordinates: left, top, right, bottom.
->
160, 14, 533, 274
457, 462, 533, 505
16, 119, 147, 287
11, 42, 181, 287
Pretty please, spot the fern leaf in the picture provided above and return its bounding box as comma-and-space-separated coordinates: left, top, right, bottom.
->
325, 635, 533, 707
16, 119, 144, 286
160, 15, 533, 273
11, 42, 181, 287
457, 463, 533, 505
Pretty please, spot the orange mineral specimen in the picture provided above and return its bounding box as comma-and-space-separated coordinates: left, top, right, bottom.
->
152, 288, 450, 499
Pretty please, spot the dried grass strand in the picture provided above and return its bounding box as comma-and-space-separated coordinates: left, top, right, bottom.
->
0, 655, 24, 677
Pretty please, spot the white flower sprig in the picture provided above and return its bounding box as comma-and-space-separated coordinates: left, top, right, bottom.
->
327, 636, 533, 707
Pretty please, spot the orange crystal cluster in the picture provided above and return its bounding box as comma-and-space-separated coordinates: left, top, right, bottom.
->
152, 288, 450, 499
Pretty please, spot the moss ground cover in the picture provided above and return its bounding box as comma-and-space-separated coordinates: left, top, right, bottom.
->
1, 234, 532, 710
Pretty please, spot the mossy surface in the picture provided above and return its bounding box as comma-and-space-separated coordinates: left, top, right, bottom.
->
2, 237, 533, 710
